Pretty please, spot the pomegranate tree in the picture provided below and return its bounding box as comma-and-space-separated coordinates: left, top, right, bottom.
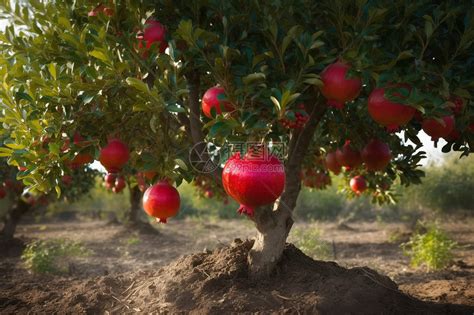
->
1, 1, 473, 279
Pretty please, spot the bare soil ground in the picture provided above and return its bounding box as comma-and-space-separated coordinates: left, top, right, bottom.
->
0, 218, 473, 314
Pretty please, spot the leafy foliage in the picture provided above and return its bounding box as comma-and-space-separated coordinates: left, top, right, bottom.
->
401, 222, 458, 271
21, 239, 91, 274
0, 0, 473, 205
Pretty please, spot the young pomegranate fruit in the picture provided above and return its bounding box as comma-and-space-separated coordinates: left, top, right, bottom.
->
320, 61, 362, 109
325, 151, 342, 175
99, 138, 130, 173
361, 139, 392, 171
422, 115, 455, 141
336, 140, 362, 170
350, 175, 367, 195
143, 180, 181, 223
222, 150, 285, 216
201, 86, 234, 118
368, 85, 416, 132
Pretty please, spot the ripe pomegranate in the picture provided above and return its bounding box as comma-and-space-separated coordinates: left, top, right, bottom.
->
325, 151, 342, 175
141, 20, 168, 53
143, 180, 181, 223
361, 139, 391, 171
201, 86, 234, 118
336, 141, 362, 169
99, 138, 130, 173
0, 187, 6, 199
113, 176, 126, 193
70, 152, 94, 168
350, 176, 367, 195
422, 115, 455, 141
222, 151, 285, 216
320, 61, 362, 109
368, 86, 416, 132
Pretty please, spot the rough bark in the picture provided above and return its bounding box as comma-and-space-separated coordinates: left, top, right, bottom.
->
1, 198, 31, 240
128, 185, 142, 224
248, 101, 328, 278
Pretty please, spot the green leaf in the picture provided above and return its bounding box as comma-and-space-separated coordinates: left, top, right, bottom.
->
126, 77, 149, 93
174, 158, 188, 171
166, 104, 186, 113
270, 96, 280, 112
48, 63, 57, 80
89, 50, 109, 63
242, 73, 266, 85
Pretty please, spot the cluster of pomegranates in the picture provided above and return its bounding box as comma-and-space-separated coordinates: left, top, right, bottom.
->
103, 173, 126, 194
135, 171, 157, 192
192, 175, 228, 203
320, 61, 474, 141
325, 139, 392, 195
279, 105, 310, 129
301, 168, 331, 190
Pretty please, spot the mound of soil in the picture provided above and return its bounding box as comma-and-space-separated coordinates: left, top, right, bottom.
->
2, 239, 473, 314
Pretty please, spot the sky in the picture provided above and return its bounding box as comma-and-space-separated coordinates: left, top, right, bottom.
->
0, 19, 444, 167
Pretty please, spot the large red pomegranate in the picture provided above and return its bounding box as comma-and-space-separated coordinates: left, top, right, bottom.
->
368, 86, 416, 132
99, 138, 130, 173
142, 20, 168, 53
201, 86, 234, 118
336, 141, 362, 169
422, 115, 455, 141
350, 176, 367, 195
361, 139, 392, 171
320, 61, 362, 109
222, 151, 285, 216
325, 151, 342, 175
143, 180, 181, 223
0, 187, 6, 199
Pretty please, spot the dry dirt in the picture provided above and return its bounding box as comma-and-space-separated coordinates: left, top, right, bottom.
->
0, 218, 473, 314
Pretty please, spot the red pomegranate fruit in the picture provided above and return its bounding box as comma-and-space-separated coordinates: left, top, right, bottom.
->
325, 151, 342, 175
361, 139, 392, 171
105, 173, 117, 185
143, 180, 181, 223
422, 115, 455, 141
320, 61, 362, 109
0, 187, 6, 199
336, 141, 362, 169
445, 129, 461, 142
114, 176, 126, 193
99, 138, 130, 173
350, 176, 367, 195
143, 171, 157, 181
222, 151, 285, 216
142, 20, 168, 53
368, 86, 416, 132
201, 86, 234, 118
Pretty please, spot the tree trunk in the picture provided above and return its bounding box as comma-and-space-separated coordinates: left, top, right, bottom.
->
128, 185, 142, 224
248, 100, 328, 278
1, 198, 31, 240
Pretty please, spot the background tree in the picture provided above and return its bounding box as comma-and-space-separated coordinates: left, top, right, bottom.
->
0, 0, 473, 277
